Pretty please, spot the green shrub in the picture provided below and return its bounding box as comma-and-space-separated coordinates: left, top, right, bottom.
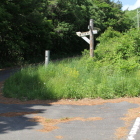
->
3, 28, 140, 100
95, 28, 140, 72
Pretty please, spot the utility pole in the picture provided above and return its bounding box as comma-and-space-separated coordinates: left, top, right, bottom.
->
137, 8, 140, 30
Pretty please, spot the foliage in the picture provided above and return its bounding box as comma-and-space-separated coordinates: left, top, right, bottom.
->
2, 0, 140, 100
125, 8, 140, 28
3, 51, 140, 100
0, 0, 134, 67
95, 28, 140, 72
89, 0, 133, 33
0, 0, 52, 66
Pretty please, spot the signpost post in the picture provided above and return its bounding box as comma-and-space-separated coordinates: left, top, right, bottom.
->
76, 19, 97, 57
89, 19, 94, 57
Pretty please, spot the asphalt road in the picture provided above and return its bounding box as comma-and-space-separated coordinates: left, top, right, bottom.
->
0, 67, 20, 82
0, 68, 140, 140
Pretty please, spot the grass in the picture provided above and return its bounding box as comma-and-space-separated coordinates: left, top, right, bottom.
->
60, 117, 70, 121
3, 56, 140, 100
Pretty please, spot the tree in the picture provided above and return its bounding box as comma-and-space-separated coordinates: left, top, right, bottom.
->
0, 0, 134, 67
89, 0, 133, 33
0, 0, 52, 65
47, 0, 91, 54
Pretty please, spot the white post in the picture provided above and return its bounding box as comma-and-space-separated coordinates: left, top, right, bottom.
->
45, 50, 50, 66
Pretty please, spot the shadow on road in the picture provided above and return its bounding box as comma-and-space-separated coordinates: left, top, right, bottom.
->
0, 67, 56, 135
0, 103, 52, 134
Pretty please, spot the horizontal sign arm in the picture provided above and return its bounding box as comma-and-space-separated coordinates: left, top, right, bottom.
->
76, 30, 97, 37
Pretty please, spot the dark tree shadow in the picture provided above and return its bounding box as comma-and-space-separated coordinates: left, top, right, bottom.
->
0, 67, 58, 134
0, 104, 52, 134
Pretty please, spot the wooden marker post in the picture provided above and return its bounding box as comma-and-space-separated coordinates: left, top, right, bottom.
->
89, 19, 94, 57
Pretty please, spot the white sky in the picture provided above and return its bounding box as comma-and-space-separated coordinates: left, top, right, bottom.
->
112, 0, 140, 10
122, 0, 140, 10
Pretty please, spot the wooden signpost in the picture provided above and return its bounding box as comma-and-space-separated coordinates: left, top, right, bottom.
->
76, 19, 97, 57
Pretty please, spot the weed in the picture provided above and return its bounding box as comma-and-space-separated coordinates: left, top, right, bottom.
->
60, 117, 70, 121
45, 119, 52, 123
3, 28, 140, 100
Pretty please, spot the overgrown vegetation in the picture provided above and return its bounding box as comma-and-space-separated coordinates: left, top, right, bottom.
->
3, 28, 140, 100
0, 0, 133, 68
125, 7, 140, 28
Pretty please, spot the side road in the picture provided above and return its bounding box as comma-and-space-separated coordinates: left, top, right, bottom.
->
0, 68, 140, 140
0, 67, 20, 82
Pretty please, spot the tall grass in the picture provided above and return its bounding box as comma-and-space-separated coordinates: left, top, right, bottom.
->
3, 28, 140, 100
3, 56, 140, 100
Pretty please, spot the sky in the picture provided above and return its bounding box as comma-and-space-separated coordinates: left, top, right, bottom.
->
113, 0, 140, 11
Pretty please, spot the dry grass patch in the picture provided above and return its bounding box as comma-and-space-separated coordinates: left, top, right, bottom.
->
0, 111, 40, 117
115, 107, 140, 139
55, 135, 64, 139
29, 116, 103, 132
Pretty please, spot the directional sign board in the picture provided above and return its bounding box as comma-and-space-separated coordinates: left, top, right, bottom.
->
76, 30, 97, 37
81, 37, 90, 44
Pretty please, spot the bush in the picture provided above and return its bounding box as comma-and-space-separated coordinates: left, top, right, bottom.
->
3, 28, 140, 100
95, 28, 140, 72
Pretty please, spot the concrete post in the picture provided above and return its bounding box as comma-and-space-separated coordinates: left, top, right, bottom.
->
45, 50, 50, 66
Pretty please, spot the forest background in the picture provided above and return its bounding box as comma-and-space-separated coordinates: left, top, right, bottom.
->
0, 0, 135, 68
